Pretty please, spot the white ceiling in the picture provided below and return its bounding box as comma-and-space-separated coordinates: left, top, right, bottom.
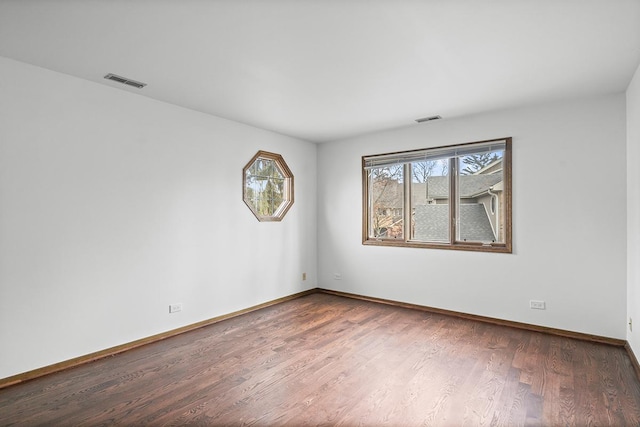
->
1, 0, 639, 143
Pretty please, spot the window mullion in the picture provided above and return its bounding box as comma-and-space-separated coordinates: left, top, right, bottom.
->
449, 157, 457, 244
403, 164, 412, 242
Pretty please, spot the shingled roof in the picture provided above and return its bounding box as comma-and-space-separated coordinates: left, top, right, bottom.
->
412, 174, 503, 199
413, 204, 449, 241
414, 204, 496, 243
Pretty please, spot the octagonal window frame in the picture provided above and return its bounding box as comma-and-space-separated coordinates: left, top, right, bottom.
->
242, 150, 294, 222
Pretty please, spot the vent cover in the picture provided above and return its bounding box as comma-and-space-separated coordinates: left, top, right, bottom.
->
415, 115, 442, 123
104, 73, 147, 89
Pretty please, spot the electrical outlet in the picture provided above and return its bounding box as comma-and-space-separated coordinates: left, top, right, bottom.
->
302, 272, 307, 281
169, 303, 182, 313
334, 273, 342, 280
530, 300, 545, 310
630, 317, 633, 332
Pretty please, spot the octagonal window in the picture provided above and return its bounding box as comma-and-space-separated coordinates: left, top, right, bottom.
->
243, 151, 294, 221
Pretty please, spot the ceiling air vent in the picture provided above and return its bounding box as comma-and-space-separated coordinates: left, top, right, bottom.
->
104, 73, 147, 89
415, 115, 442, 123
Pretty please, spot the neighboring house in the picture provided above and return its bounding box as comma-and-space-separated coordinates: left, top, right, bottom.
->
374, 159, 505, 242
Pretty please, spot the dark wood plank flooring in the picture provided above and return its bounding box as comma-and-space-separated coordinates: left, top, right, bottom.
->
1, 293, 640, 426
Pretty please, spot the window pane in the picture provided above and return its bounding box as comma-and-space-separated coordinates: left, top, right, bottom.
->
456, 149, 505, 243
411, 160, 449, 242
368, 165, 404, 239
245, 158, 285, 216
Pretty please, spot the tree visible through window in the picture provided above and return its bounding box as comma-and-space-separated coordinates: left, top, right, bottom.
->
243, 151, 293, 221
363, 138, 511, 253
370, 164, 404, 239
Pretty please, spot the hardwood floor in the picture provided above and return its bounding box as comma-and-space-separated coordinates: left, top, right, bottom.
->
1, 293, 640, 426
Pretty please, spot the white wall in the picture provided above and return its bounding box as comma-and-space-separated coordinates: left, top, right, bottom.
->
1, 52, 633, 381
628, 63, 640, 356
318, 94, 627, 339
0, 57, 317, 379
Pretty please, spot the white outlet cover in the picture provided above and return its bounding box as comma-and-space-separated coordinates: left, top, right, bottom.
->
530, 300, 546, 310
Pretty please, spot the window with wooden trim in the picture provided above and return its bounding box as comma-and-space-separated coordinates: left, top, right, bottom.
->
243, 151, 294, 222
362, 138, 511, 253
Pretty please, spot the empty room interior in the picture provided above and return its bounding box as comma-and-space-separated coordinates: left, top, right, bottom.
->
2, 0, 640, 425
